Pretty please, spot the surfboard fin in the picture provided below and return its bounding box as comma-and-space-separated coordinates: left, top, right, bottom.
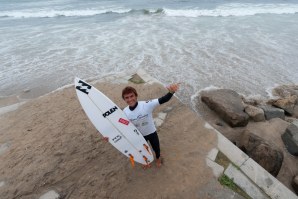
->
143, 144, 152, 155
129, 154, 135, 168
143, 156, 148, 164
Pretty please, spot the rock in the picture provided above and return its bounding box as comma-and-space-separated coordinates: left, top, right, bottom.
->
293, 105, 298, 118
272, 85, 298, 98
128, 74, 145, 84
242, 96, 264, 106
272, 95, 297, 115
201, 89, 249, 127
259, 105, 285, 120
292, 175, 298, 195
281, 124, 298, 156
245, 105, 265, 122
246, 118, 289, 146
240, 131, 283, 177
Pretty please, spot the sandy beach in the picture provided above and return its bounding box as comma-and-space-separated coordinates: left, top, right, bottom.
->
0, 76, 237, 199
2, 0, 298, 198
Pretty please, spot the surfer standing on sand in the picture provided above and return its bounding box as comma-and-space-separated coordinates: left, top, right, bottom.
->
103, 83, 179, 168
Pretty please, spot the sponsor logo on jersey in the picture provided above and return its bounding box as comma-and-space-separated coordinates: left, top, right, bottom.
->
103, 106, 118, 118
137, 114, 148, 119
118, 118, 129, 125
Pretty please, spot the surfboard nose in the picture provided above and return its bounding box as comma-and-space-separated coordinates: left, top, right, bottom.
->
74, 77, 80, 84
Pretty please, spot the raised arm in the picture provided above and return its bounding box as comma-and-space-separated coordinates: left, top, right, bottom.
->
158, 83, 179, 105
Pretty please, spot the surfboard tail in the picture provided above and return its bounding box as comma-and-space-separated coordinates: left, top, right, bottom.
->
143, 155, 151, 165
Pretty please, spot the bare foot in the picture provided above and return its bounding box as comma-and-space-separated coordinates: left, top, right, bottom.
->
142, 164, 151, 170
102, 136, 109, 142
156, 158, 162, 168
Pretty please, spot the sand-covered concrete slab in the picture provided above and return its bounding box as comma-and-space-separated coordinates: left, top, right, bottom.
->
241, 158, 298, 199
224, 164, 270, 199
206, 158, 224, 178
207, 148, 219, 161
0, 73, 239, 199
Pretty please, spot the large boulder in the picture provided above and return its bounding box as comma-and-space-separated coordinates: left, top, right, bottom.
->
240, 131, 283, 177
201, 89, 249, 127
259, 105, 285, 120
244, 105, 265, 122
292, 175, 298, 195
272, 85, 298, 98
271, 95, 297, 115
281, 124, 298, 156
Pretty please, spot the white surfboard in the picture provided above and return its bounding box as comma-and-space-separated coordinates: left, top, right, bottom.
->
74, 77, 154, 166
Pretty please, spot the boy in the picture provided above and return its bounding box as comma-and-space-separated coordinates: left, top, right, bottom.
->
104, 83, 179, 168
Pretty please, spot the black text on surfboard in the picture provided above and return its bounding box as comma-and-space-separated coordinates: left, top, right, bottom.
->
103, 106, 118, 118
133, 129, 139, 135
112, 135, 122, 143
76, 80, 92, 94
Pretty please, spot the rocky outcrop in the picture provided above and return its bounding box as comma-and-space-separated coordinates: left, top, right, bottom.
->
201, 89, 249, 127
240, 131, 283, 177
198, 84, 298, 192
271, 95, 297, 115
259, 105, 285, 120
271, 85, 298, 119
272, 85, 298, 98
244, 105, 265, 122
281, 124, 298, 156
292, 175, 298, 195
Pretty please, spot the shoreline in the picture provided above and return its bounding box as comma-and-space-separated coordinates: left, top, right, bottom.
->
1, 71, 294, 118
0, 70, 139, 115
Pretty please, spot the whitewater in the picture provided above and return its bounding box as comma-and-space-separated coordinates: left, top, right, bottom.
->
0, 0, 298, 105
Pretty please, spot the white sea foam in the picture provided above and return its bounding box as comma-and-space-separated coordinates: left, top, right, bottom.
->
265, 84, 281, 99
0, 8, 130, 18
1, 3, 298, 18
199, 86, 220, 92
164, 3, 298, 17
1, 1, 298, 106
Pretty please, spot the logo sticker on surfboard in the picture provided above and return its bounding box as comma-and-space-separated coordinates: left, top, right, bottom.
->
119, 118, 129, 125
76, 80, 92, 94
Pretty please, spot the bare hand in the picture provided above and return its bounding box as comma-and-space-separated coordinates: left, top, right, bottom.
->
167, 83, 180, 93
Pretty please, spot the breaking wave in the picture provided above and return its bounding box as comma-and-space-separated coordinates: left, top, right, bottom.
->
0, 3, 297, 18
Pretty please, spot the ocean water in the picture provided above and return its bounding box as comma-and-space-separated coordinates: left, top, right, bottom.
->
1, 0, 298, 104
